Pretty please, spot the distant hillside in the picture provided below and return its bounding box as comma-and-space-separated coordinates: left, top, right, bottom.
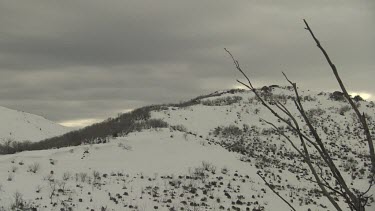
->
0, 106, 71, 143
0, 90, 238, 153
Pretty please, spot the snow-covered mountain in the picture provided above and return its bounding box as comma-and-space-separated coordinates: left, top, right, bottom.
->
0, 106, 70, 143
0, 87, 374, 210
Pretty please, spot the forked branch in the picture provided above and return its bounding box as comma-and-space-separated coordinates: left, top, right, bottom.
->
303, 19, 375, 174
257, 171, 297, 211
225, 19, 373, 211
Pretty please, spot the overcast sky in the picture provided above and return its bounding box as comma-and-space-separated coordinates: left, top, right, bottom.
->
0, 0, 374, 127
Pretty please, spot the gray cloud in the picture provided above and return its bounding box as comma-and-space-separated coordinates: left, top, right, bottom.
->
0, 0, 374, 125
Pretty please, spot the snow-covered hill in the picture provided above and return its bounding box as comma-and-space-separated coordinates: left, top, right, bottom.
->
0, 106, 70, 143
0, 87, 374, 210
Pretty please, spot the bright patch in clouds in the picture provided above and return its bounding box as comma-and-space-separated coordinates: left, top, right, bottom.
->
59, 118, 102, 128
120, 108, 134, 113
350, 92, 372, 100
59, 109, 134, 128
232, 84, 247, 90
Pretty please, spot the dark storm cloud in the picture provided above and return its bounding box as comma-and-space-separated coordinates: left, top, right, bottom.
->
0, 0, 374, 126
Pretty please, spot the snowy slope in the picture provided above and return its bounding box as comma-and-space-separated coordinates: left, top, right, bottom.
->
0, 106, 71, 143
0, 129, 319, 211
151, 87, 375, 210
0, 87, 374, 210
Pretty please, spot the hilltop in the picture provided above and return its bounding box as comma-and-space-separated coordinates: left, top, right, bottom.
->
0, 106, 70, 143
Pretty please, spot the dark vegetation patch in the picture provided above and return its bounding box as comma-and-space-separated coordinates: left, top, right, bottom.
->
329, 91, 365, 102
168, 89, 245, 108
201, 96, 242, 106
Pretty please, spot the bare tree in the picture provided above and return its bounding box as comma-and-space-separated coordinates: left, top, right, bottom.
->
225, 19, 374, 211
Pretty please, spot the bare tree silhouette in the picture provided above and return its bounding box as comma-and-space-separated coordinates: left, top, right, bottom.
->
226, 19, 374, 211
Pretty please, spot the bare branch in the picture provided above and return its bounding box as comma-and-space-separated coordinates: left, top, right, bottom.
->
303, 19, 375, 175
225, 48, 254, 90
225, 19, 373, 210
226, 49, 343, 210
284, 71, 358, 208
257, 171, 297, 211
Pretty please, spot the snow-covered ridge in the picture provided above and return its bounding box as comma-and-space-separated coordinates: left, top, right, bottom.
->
0, 106, 71, 143
0, 87, 374, 210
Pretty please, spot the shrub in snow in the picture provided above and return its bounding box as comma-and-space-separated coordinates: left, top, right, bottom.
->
43, 173, 54, 182
329, 91, 345, 101
342, 157, 359, 172
183, 132, 188, 140
48, 179, 57, 204
213, 125, 242, 138
170, 124, 187, 132
338, 105, 351, 115
7, 173, 14, 181
92, 170, 101, 181
353, 95, 364, 102
35, 185, 42, 193
28, 162, 40, 173
191, 167, 206, 182
78, 172, 88, 183
62, 172, 71, 181
49, 158, 57, 165
302, 95, 316, 101
201, 96, 242, 106
221, 167, 229, 175
306, 108, 325, 117
11, 166, 18, 173
118, 142, 132, 151
201, 161, 216, 174
56, 180, 67, 194
10, 191, 31, 210
264, 93, 289, 104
